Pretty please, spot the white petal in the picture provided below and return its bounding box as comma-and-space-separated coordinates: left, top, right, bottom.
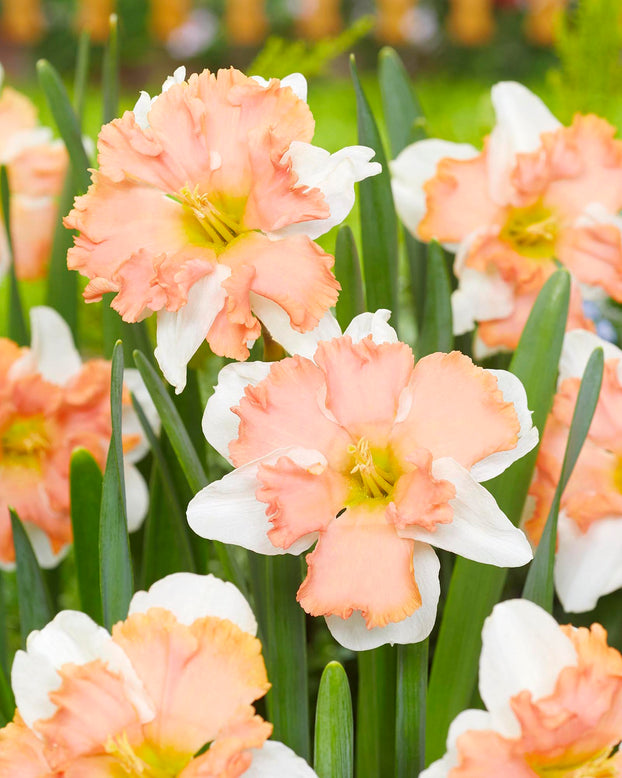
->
324, 543, 440, 650
451, 267, 514, 336
342, 309, 398, 345
558, 329, 621, 385
272, 142, 381, 240
162, 66, 186, 92
187, 447, 324, 555
420, 709, 495, 778
252, 73, 308, 102
23, 523, 70, 570
488, 82, 560, 205
154, 266, 230, 394
398, 458, 532, 567
122, 367, 160, 464
129, 572, 257, 635
27, 306, 82, 385
124, 464, 149, 532
249, 292, 341, 359
470, 369, 539, 482
389, 139, 479, 237
12, 610, 154, 730
202, 360, 273, 463
555, 512, 622, 612
133, 91, 152, 129
479, 598, 577, 738
243, 741, 318, 776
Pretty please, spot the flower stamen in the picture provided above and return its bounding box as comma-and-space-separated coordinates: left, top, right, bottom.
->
179, 185, 243, 250
348, 438, 395, 499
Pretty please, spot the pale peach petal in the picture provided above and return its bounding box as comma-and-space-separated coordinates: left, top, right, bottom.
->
8, 140, 67, 197
559, 220, 622, 301
0, 715, 57, 777
451, 729, 530, 777
0, 87, 37, 151
9, 195, 57, 281
297, 504, 420, 629
313, 336, 414, 446
391, 352, 520, 471
112, 609, 270, 756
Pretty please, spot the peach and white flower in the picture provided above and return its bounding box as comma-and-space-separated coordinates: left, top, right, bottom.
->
188, 310, 535, 650
0, 572, 318, 777
65, 66, 381, 393
0, 80, 68, 281
422, 599, 622, 777
525, 329, 622, 612
390, 82, 622, 355
0, 306, 156, 569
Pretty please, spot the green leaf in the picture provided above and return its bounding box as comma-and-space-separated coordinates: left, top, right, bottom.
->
70, 448, 103, 623
46, 175, 78, 334
73, 30, 91, 121
99, 342, 133, 631
0, 661, 14, 726
426, 269, 571, 765
102, 14, 119, 124
523, 346, 604, 610
356, 645, 396, 778
314, 661, 354, 778
396, 640, 428, 777
36, 59, 91, 194
1, 167, 28, 346
334, 225, 366, 329
350, 55, 400, 328
417, 241, 453, 357
378, 46, 426, 156
10, 510, 53, 643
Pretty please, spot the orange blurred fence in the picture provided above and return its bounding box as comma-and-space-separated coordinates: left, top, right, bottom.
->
0, 0, 568, 48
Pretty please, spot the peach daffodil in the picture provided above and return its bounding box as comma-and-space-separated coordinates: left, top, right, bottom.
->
422, 599, 622, 778
0, 306, 157, 569
188, 310, 536, 650
1, 572, 318, 777
0, 74, 68, 281
390, 81, 622, 355
525, 329, 622, 613
65, 65, 381, 393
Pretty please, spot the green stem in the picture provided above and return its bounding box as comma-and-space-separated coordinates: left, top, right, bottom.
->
356, 645, 397, 778
395, 640, 428, 777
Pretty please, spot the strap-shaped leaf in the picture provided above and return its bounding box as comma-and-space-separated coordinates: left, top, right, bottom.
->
356, 646, 396, 777
378, 46, 426, 156
334, 225, 366, 329
1, 167, 27, 346
417, 241, 453, 357
314, 661, 354, 778
396, 640, 428, 777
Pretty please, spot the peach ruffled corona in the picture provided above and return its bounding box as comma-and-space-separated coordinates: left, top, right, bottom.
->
525, 330, 622, 613
0, 80, 68, 281
65, 66, 381, 393
188, 310, 535, 650
422, 599, 622, 778
0, 306, 155, 569
390, 82, 622, 355
0, 573, 318, 777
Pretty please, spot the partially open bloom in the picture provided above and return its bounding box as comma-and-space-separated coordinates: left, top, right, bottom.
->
525, 330, 622, 612
188, 310, 535, 650
0, 306, 156, 568
422, 599, 622, 777
1, 572, 318, 776
390, 82, 622, 355
65, 66, 380, 392
0, 81, 68, 281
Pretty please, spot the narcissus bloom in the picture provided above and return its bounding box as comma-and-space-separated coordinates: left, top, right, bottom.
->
525, 330, 622, 612
0, 81, 68, 281
188, 311, 535, 650
65, 66, 380, 392
1, 573, 318, 777
390, 82, 622, 355
422, 599, 622, 777
0, 306, 155, 568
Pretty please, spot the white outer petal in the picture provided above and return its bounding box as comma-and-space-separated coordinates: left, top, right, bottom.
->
478, 599, 577, 738
243, 741, 318, 776
12, 611, 154, 730
272, 142, 381, 240
488, 81, 560, 205
252, 73, 308, 103
122, 367, 160, 464
202, 360, 273, 463
249, 292, 341, 359
133, 66, 186, 129
389, 139, 479, 237
324, 543, 440, 650
343, 309, 398, 345
451, 267, 515, 336
129, 572, 258, 635
558, 329, 621, 385
155, 266, 230, 394
22, 306, 82, 385
23, 523, 71, 571
470, 369, 539, 482
555, 512, 622, 612
397, 458, 532, 567
124, 464, 149, 532
187, 447, 324, 555
419, 709, 494, 778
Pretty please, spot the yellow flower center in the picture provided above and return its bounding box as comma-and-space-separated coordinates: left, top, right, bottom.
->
613, 458, 622, 493
529, 746, 620, 777
0, 415, 50, 470
178, 184, 245, 252
347, 438, 397, 502
499, 200, 559, 259
105, 733, 191, 778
